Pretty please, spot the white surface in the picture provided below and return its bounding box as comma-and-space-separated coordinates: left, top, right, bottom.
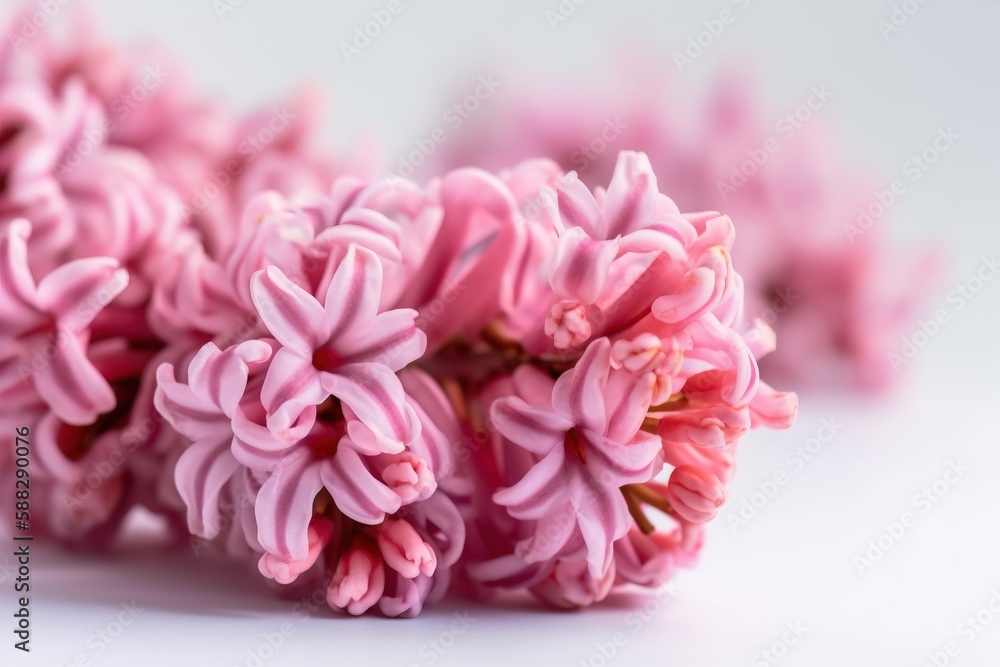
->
4, 362, 1000, 667
1, 0, 998, 665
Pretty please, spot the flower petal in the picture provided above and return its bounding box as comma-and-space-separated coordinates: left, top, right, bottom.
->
174, 438, 240, 539
250, 265, 329, 354
323, 245, 382, 344
551, 337, 611, 434
549, 227, 619, 305
320, 447, 401, 524
490, 397, 569, 456
255, 449, 324, 561
33, 334, 115, 426
260, 347, 327, 437
338, 308, 426, 371
35, 259, 128, 330
602, 151, 659, 237
326, 363, 414, 445
494, 446, 568, 519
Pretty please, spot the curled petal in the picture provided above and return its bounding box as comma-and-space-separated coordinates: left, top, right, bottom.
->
551, 337, 611, 434
174, 439, 240, 539
320, 447, 401, 524
255, 450, 324, 561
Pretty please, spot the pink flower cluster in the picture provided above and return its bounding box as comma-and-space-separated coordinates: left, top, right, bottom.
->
151, 150, 795, 615
0, 8, 797, 616
431, 65, 938, 392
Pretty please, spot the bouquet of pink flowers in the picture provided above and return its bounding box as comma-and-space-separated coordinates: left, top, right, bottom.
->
1, 6, 824, 617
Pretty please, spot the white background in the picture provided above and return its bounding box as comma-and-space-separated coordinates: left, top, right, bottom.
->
1, 0, 999, 665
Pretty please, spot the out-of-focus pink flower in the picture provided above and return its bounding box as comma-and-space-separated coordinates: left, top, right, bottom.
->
0, 219, 128, 425
429, 65, 937, 392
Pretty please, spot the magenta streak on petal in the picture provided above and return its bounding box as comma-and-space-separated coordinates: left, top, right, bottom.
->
557, 188, 595, 232
343, 326, 413, 365
326, 254, 367, 343
606, 172, 649, 237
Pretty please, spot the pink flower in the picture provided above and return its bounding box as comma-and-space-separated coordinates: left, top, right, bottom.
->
531, 558, 616, 609
490, 338, 662, 577
0, 219, 128, 425
249, 245, 425, 445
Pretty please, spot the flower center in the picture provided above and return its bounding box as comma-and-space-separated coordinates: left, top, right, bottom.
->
563, 428, 587, 464
312, 344, 340, 373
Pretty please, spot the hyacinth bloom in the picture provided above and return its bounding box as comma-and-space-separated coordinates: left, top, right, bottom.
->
249, 246, 425, 445
490, 339, 663, 577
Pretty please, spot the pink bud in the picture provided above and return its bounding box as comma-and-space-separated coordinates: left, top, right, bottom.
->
375, 519, 437, 579
380, 452, 435, 504
545, 301, 591, 350
663, 466, 727, 523
327, 542, 386, 616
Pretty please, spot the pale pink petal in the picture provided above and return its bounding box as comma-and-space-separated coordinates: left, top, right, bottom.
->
551, 337, 611, 434
33, 335, 115, 426
260, 347, 327, 436
490, 397, 570, 456
250, 265, 329, 354
602, 151, 659, 237
323, 245, 382, 344
174, 438, 240, 539
255, 449, 324, 561
549, 227, 619, 305
319, 447, 401, 524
